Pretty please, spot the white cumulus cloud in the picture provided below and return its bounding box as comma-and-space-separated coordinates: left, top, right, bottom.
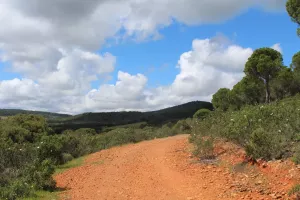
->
0, 0, 286, 113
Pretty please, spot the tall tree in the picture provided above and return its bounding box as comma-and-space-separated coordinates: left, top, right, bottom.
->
270, 67, 299, 100
212, 88, 231, 111
244, 48, 283, 103
230, 76, 265, 109
291, 51, 300, 71
286, 0, 300, 36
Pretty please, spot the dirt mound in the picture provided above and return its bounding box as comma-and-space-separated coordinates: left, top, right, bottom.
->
55, 135, 300, 200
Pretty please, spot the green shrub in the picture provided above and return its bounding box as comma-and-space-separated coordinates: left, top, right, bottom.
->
292, 145, 300, 164
245, 128, 282, 160
191, 95, 300, 161
24, 159, 56, 191
0, 179, 33, 200
193, 109, 211, 120
173, 120, 191, 133
193, 136, 215, 159
61, 153, 74, 164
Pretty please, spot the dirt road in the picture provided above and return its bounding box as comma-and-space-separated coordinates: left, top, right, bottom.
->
55, 135, 299, 200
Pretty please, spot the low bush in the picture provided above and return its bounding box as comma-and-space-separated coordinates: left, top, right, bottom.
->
190, 95, 300, 161
1, 113, 185, 199
192, 136, 215, 159
245, 128, 282, 160
193, 109, 211, 120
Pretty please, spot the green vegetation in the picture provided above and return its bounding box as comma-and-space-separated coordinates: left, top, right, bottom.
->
192, 136, 215, 159
244, 48, 283, 103
191, 22, 300, 160
54, 156, 86, 175
212, 88, 231, 111
0, 109, 70, 119
22, 191, 59, 200
212, 50, 300, 111
0, 113, 192, 199
292, 144, 300, 164
191, 95, 300, 160
288, 184, 300, 197
193, 109, 211, 120
1, 101, 213, 134
1, 3, 299, 199
49, 101, 213, 133
286, 0, 300, 36
190, 9, 300, 193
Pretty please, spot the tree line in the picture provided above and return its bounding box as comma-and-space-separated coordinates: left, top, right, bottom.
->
212, 0, 300, 111
212, 50, 300, 111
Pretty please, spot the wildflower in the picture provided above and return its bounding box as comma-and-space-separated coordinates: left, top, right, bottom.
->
19, 149, 22, 151
260, 106, 264, 109
258, 119, 262, 122
278, 130, 282, 133
40, 142, 43, 144
286, 119, 289, 121
230, 119, 234, 121
270, 113, 273, 116
37, 146, 40, 149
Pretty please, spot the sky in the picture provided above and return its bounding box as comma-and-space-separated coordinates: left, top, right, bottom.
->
0, 0, 299, 114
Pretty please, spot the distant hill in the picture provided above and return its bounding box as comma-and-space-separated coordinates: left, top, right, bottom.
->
0, 109, 71, 119
49, 101, 213, 132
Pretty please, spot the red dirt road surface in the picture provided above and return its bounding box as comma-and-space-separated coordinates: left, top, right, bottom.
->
55, 135, 300, 200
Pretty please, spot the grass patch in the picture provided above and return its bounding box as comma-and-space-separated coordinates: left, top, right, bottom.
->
288, 184, 300, 196
23, 190, 59, 200
54, 156, 86, 175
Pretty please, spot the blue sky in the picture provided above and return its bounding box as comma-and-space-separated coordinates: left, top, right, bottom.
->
0, 0, 299, 113
100, 8, 299, 88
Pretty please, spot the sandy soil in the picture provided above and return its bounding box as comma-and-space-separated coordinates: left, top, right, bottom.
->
55, 135, 300, 200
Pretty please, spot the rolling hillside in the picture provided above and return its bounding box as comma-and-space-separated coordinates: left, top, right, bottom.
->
49, 101, 213, 132
0, 101, 213, 132
0, 109, 71, 119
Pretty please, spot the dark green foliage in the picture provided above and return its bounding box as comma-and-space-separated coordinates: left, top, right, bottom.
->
61, 153, 74, 164
173, 120, 191, 133
244, 48, 284, 103
245, 128, 282, 160
0, 113, 185, 199
193, 109, 211, 120
270, 67, 300, 100
212, 50, 300, 111
49, 101, 213, 132
191, 95, 300, 160
24, 159, 56, 191
0, 109, 70, 119
230, 76, 265, 109
292, 51, 300, 71
0, 179, 33, 200
212, 88, 231, 111
286, 0, 300, 36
